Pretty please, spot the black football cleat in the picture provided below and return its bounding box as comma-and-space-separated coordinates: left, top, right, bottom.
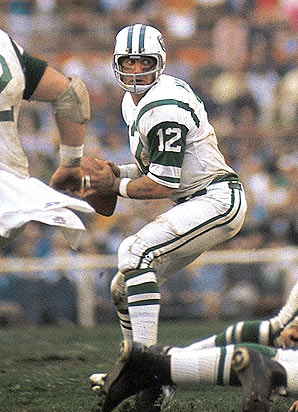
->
135, 386, 164, 412
135, 344, 176, 412
135, 382, 176, 411
91, 340, 172, 412
232, 346, 287, 412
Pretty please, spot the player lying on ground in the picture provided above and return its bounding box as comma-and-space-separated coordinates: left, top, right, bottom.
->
168, 278, 298, 351
90, 338, 298, 412
90, 279, 298, 411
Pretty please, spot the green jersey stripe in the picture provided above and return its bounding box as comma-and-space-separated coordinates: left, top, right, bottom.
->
0, 107, 14, 122
136, 99, 200, 128
135, 141, 149, 174
150, 163, 181, 178
148, 172, 180, 185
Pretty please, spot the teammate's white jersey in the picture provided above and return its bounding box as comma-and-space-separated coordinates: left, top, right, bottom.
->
0, 29, 31, 177
0, 29, 95, 250
122, 74, 236, 202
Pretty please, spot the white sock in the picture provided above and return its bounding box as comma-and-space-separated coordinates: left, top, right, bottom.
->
275, 348, 298, 394
126, 269, 160, 346
129, 304, 160, 346
169, 335, 217, 355
170, 345, 235, 386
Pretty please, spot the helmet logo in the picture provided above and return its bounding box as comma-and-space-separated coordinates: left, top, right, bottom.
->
157, 35, 166, 52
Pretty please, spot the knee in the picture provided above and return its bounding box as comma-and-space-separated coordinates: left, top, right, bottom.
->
110, 272, 127, 310
118, 235, 152, 273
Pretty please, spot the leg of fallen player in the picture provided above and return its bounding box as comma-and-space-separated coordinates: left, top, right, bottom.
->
90, 340, 298, 412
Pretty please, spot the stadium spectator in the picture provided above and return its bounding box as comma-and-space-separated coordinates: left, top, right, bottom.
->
160, 0, 197, 40
6, 0, 35, 47
278, 66, 298, 128
212, 7, 249, 70
18, 106, 57, 182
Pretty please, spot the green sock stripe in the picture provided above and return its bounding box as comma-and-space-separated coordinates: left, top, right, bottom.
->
118, 309, 129, 315
215, 320, 263, 346
217, 346, 226, 386
235, 343, 276, 359
128, 281, 159, 296
125, 269, 155, 281
240, 320, 262, 343
129, 299, 160, 307
215, 331, 227, 346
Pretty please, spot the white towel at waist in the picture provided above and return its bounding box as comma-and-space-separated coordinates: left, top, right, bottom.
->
0, 170, 95, 250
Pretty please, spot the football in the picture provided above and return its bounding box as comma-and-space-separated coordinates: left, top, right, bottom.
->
81, 156, 117, 216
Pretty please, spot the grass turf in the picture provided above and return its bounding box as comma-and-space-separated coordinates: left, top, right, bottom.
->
0, 320, 294, 411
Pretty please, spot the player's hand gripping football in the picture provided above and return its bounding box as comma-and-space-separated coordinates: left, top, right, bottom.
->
50, 166, 84, 194
80, 157, 116, 195
79, 156, 118, 216
280, 325, 298, 349
105, 160, 120, 177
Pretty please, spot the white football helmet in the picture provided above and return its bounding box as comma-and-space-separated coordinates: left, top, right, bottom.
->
113, 24, 166, 94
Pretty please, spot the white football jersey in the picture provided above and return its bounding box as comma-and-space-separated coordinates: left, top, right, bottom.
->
0, 29, 29, 177
122, 74, 236, 202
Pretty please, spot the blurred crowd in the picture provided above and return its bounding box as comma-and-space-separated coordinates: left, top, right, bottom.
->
0, 0, 297, 325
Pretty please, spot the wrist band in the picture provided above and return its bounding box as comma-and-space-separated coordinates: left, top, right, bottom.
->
119, 178, 132, 198
118, 164, 140, 179
60, 144, 84, 167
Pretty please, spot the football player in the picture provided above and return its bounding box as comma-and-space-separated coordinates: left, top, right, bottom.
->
90, 278, 298, 410
87, 23, 247, 410
166, 278, 298, 351
90, 337, 298, 412
0, 28, 94, 250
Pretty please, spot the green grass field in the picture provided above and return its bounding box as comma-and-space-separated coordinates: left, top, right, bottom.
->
0, 320, 294, 411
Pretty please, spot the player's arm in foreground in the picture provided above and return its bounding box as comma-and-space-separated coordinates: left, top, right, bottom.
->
81, 158, 174, 200
29, 65, 90, 193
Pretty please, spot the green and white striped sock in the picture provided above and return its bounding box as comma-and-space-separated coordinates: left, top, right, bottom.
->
126, 269, 160, 346
170, 345, 235, 386
117, 308, 132, 341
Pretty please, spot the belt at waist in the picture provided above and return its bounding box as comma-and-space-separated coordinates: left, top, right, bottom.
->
211, 172, 239, 184
176, 177, 242, 205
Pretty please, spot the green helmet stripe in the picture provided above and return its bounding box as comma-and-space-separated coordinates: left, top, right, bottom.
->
127, 25, 134, 53
139, 25, 146, 52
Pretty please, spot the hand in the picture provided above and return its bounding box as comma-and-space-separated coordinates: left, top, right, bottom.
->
105, 160, 120, 177
81, 157, 116, 196
280, 325, 298, 349
50, 166, 84, 194
289, 400, 298, 412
